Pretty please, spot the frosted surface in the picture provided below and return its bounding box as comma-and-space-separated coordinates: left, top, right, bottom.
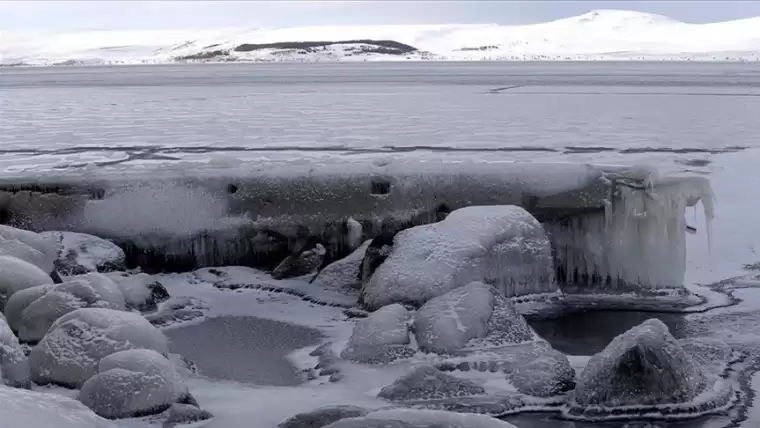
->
41, 231, 125, 274
0, 255, 54, 310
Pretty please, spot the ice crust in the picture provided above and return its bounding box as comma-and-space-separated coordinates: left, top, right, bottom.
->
0, 255, 54, 310
362, 206, 556, 310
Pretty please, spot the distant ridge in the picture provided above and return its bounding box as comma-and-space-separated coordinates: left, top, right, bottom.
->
2, 9, 759, 65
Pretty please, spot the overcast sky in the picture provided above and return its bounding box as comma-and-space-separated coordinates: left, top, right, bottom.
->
2, 1, 759, 30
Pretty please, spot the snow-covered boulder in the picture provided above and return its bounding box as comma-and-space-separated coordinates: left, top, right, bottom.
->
278, 405, 368, 428
272, 243, 326, 280
0, 255, 54, 311
378, 365, 485, 402
41, 231, 126, 275
0, 225, 56, 273
0, 386, 116, 428
567, 319, 731, 418
105, 272, 170, 311
79, 349, 188, 419
3, 283, 56, 333
506, 348, 575, 397
413, 283, 533, 354
163, 403, 213, 427
72, 273, 127, 308
327, 409, 519, 428
30, 308, 169, 387
340, 303, 414, 364
361, 206, 556, 310
0, 316, 30, 388
312, 240, 371, 291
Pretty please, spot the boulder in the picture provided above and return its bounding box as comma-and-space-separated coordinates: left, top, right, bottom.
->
3, 284, 56, 333
272, 243, 326, 280
312, 240, 371, 291
30, 308, 169, 387
0, 255, 54, 311
163, 404, 213, 427
506, 348, 575, 397
105, 272, 170, 311
359, 232, 395, 292
0, 386, 116, 428
278, 405, 368, 428
569, 319, 708, 410
0, 225, 56, 273
378, 365, 485, 402
41, 231, 126, 275
0, 239, 52, 274
361, 206, 556, 310
0, 316, 30, 388
340, 303, 414, 364
79, 349, 188, 419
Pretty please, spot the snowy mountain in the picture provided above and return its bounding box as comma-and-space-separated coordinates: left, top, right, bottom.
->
2, 10, 760, 65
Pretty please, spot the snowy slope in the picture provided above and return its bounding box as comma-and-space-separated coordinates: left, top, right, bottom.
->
1, 10, 760, 65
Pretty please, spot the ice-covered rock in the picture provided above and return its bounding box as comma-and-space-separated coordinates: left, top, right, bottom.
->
278, 405, 369, 428
72, 273, 127, 309
312, 240, 371, 291
41, 231, 126, 275
567, 319, 726, 418
272, 243, 326, 280
0, 225, 56, 274
378, 365, 485, 401
329, 409, 519, 428
78, 349, 188, 419
0, 316, 30, 388
0, 239, 52, 274
163, 403, 213, 427
359, 232, 396, 290
3, 283, 56, 333
30, 308, 169, 387
361, 206, 556, 310
0, 386, 116, 428
105, 272, 170, 311
0, 255, 54, 310
341, 303, 414, 364
506, 348, 575, 397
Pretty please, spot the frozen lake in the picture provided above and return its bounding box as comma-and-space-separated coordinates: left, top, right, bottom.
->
1, 62, 760, 172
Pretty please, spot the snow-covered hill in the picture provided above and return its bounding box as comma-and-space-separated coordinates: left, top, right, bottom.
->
2, 10, 760, 65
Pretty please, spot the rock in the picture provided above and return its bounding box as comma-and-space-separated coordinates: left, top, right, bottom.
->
569, 319, 708, 410
71, 273, 127, 308
0, 316, 30, 388
0, 255, 54, 311
312, 240, 371, 291
361, 206, 556, 311
30, 308, 169, 388
477, 293, 534, 347
330, 409, 519, 428
163, 403, 213, 427
78, 349, 187, 419
273, 243, 326, 280
0, 386, 116, 428
0, 225, 57, 274
413, 282, 494, 354
378, 365, 485, 401
18, 277, 127, 343
359, 232, 395, 294
0, 239, 52, 275
3, 284, 56, 333
506, 348, 575, 397
41, 231, 126, 275
105, 272, 170, 311
278, 405, 369, 428
340, 303, 414, 364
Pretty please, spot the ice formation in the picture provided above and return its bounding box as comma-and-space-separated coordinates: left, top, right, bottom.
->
0, 255, 54, 310
41, 231, 126, 275
361, 206, 556, 310
377, 365, 486, 401
565, 318, 733, 420
0, 386, 116, 428
3, 283, 56, 333
340, 303, 414, 364
105, 272, 170, 311
164, 403, 214, 427
312, 240, 370, 291
29, 307, 169, 387
0, 225, 56, 273
0, 239, 52, 274
272, 243, 326, 280
0, 315, 30, 388
79, 349, 188, 419
548, 174, 714, 290
505, 348, 576, 397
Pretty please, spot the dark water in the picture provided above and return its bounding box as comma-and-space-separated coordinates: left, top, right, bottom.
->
165, 316, 323, 386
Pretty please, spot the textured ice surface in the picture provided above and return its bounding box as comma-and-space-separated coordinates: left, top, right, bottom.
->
377, 365, 486, 401
105, 272, 169, 311
41, 231, 126, 275
79, 349, 187, 419
505, 348, 576, 397
566, 318, 733, 419
29, 307, 169, 387
341, 303, 413, 364
314, 240, 371, 292
0, 315, 30, 388
362, 206, 555, 310
0, 225, 56, 273
278, 405, 369, 428
0, 239, 51, 274
0, 255, 54, 310
413, 282, 494, 354
0, 385, 116, 428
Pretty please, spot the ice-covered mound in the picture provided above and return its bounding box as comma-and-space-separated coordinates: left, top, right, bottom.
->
378, 365, 486, 401
16, 276, 127, 343
414, 283, 534, 354
565, 318, 734, 420
327, 409, 519, 428
312, 240, 371, 292
41, 231, 126, 275
361, 206, 556, 310
163, 403, 213, 427
30, 307, 169, 387
0, 315, 30, 388
0, 255, 54, 310
340, 303, 415, 364
506, 348, 575, 397
105, 272, 170, 311
278, 405, 368, 428
3, 283, 56, 333
0, 385, 116, 428
78, 349, 191, 419
272, 243, 326, 280
0, 225, 56, 274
